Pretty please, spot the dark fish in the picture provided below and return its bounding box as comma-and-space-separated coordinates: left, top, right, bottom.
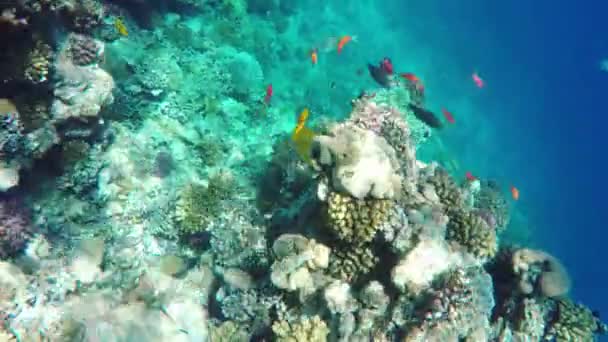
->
407, 103, 443, 129
367, 63, 391, 88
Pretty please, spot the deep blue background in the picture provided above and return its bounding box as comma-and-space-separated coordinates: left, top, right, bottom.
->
386, 0, 608, 316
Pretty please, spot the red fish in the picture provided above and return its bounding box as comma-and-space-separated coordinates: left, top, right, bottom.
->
264, 84, 273, 105
472, 72, 484, 88
441, 108, 455, 124
381, 57, 393, 74
465, 171, 477, 181
400, 72, 425, 92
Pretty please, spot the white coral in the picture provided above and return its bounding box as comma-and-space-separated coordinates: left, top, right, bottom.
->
314, 125, 402, 199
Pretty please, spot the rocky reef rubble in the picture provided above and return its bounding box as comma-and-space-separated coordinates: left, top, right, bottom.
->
0, 94, 605, 341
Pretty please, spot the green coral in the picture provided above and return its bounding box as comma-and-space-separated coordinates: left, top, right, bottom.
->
209, 321, 249, 342
175, 174, 236, 234
272, 315, 330, 342
547, 299, 607, 342
329, 244, 378, 283
326, 191, 393, 245
446, 209, 497, 259
427, 168, 465, 210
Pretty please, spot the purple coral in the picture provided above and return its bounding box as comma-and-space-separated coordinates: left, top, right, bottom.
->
0, 197, 32, 259
65, 33, 104, 66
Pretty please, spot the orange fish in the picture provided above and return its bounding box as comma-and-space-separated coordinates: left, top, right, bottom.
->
337, 35, 352, 54
311, 49, 318, 65
442, 108, 455, 124
400, 72, 425, 92
472, 72, 484, 88
465, 171, 477, 181
510, 185, 519, 200
264, 84, 273, 105
294, 108, 310, 134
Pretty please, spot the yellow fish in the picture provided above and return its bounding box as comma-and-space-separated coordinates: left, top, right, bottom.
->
114, 18, 128, 36
291, 125, 315, 164
294, 108, 310, 135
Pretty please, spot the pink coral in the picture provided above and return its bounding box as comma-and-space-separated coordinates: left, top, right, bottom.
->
0, 197, 32, 259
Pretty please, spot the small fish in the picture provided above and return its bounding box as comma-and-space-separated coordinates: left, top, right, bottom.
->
291, 125, 315, 164
114, 18, 128, 37
465, 171, 477, 181
510, 185, 519, 201
442, 108, 455, 124
294, 108, 310, 134
472, 72, 484, 88
368, 63, 391, 88
337, 35, 352, 54
330, 81, 336, 89
381, 57, 394, 74
407, 103, 443, 129
400, 72, 425, 92
264, 84, 273, 105
311, 48, 318, 65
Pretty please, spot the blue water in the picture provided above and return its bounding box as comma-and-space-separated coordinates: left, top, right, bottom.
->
383, 0, 608, 315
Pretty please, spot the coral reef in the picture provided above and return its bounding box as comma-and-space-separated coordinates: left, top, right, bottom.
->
313, 124, 402, 200
174, 173, 237, 235
325, 191, 393, 245
272, 315, 330, 342
0, 4, 604, 341
0, 197, 32, 259
545, 298, 607, 342
446, 208, 498, 259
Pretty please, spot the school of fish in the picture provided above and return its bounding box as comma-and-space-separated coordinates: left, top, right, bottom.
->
266, 34, 520, 202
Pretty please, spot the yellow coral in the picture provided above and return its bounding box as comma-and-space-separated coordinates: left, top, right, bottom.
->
548, 299, 607, 342
326, 191, 393, 245
272, 316, 329, 342
329, 245, 378, 283
446, 209, 497, 259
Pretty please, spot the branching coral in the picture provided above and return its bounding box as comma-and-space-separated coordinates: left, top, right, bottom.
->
474, 180, 510, 231
24, 39, 52, 84
174, 174, 237, 235
328, 244, 378, 283
64, 33, 104, 66
426, 167, 465, 210
272, 315, 330, 342
546, 299, 607, 342
325, 191, 393, 245
446, 209, 497, 259
0, 197, 33, 259
372, 86, 431, 147
407, 267, 495, 341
